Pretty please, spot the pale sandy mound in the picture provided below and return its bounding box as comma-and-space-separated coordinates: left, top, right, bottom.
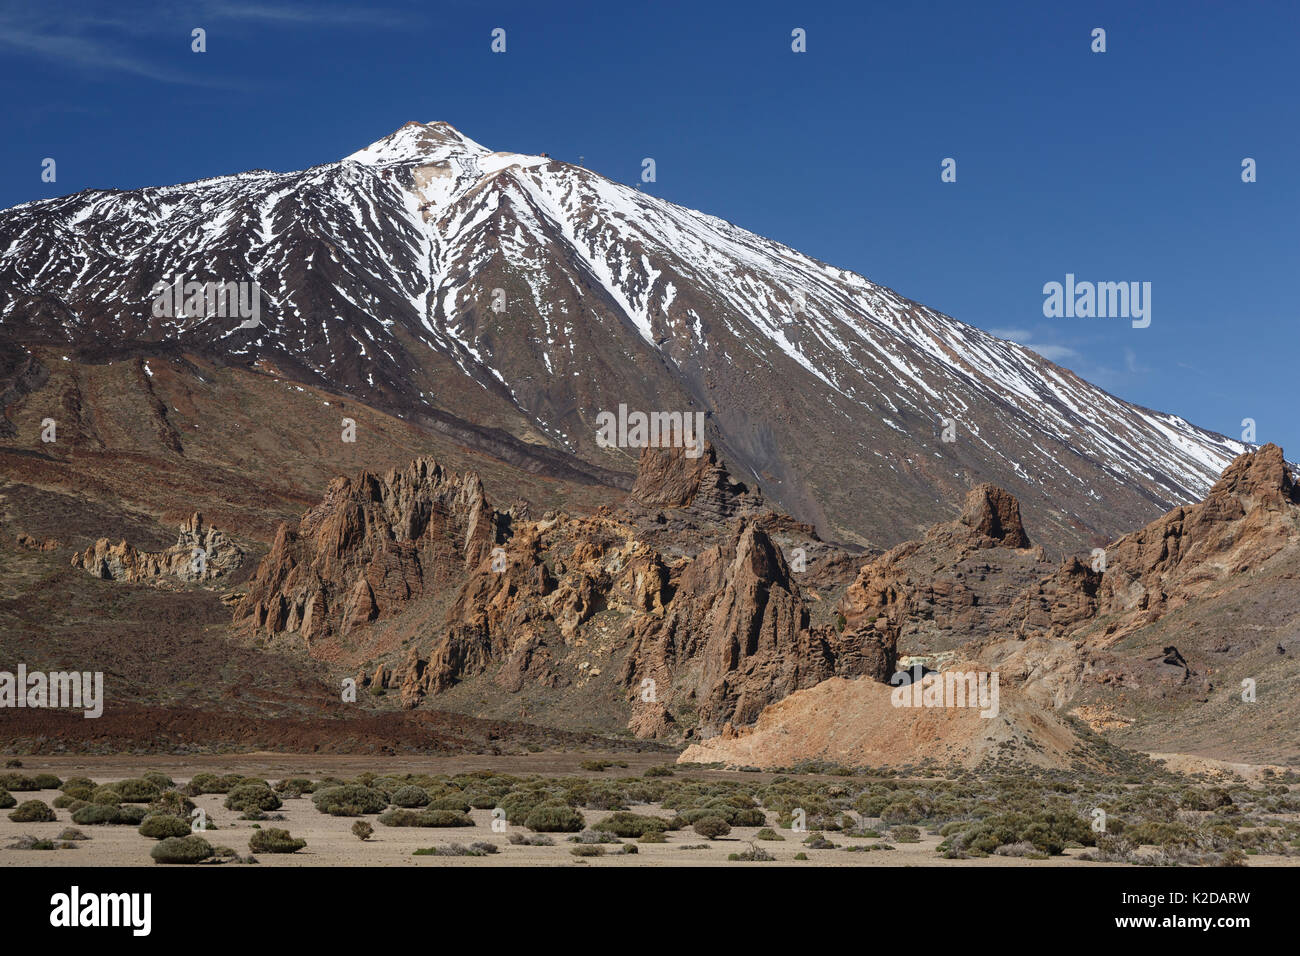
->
678, 671, 1090, 770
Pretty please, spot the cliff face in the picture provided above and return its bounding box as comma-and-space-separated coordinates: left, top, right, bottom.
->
234, 457, 512, 647
231, 443, 870, 738
836, 483, 1053, 659
1005, 443, 1300, 644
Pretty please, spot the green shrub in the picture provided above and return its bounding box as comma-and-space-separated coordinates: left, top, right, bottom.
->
638, 831, 668, 843
89, 785, 122, 806
142, 772, 175, 790
0, 773, 37, 790
0, 789, 14, 809
148, 791, 196, 818
151, 835, 213, 864
139, 814, 192, 839
60, 777, 95, 793
351, 820, 373, 841
116, 806, 148, 825
112, 778, 162, 803
390, 785, 431, 808
71, 804, 122, 825
9, 799, 56, 822
593, 812, 669, 838
524, 803, 585, 833
274, 777, 315, 797
378, 808, 473, 828
755, 827, 785, 841
692, 816, 731, 840
644, 765, 675, 777
248, 828, 306, 854
570, 844, 605, 857
223, 784, 282, 813
312, 784, 387, 816
33, 773, 62, 790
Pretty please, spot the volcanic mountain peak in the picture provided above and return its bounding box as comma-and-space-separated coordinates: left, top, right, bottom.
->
344, 120, 491, 167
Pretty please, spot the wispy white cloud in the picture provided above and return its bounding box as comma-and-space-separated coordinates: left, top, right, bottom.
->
0, 1, 409, 85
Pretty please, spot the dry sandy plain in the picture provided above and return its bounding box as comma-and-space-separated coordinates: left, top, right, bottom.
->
2, 752, 1295, 867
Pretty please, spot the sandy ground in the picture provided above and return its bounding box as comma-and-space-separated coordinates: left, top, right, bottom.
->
1, 754, 1293, 867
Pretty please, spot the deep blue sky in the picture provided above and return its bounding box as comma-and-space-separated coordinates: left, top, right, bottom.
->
2, 0, 1296, 454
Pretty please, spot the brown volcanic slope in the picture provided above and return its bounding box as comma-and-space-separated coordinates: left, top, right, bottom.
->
236, 444, 878, 740
984, 443, 1300, 763
0, 121, 1254, 554
684, 445, 1300, 769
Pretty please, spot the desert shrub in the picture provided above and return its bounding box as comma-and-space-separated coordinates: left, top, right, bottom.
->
351, 820, 374, 841
151, 835, 213, 864
524, 803, 585, 833
148, 790, 196, 817
953, 809, 1093, 857
1125, 820, 1199, 848
112, 778, 162, 803
1179, 788, 1234, 812
794, 852, 809, 860
274, 777, 315, 797
223, 784, 282, 813
139, 814, 191, 839
142, 772, 174, 790
570, 845, 605, 857
2, 759, 19, 767
754, 827, 785, 841
638, 831, 668, 844
312, 784, 387, 816
728, 842, 775, 861
248, 828, 306, 854
499, 789, 550, 825
0, 773, 37, 790
414, 841, 499, 857
390, 785, 431, 808
593, 812, 669, 838
59, 776, 94, 793
692, 816, 731, 840
7, 835, 56, 850
643, 765, 675, 777
378, 809, 473, 828
32, 773, 62, 790
0, 789, 15, 809
995, 841, 1047, 859
117, 806, 149, 824
571, 829, 620, 845
71, 804, 122, 825
891, 825, 922, 843
507, 833, 555, 846
426, 795, 473, 813
57, 827, 89, 841
188, 773, 243, 794
9, 800, 55, 823
803, 831, 838, 849
89, 785, 123, 806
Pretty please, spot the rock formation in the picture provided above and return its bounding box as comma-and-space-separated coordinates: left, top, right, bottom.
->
234, 457, 512, 648
71, 513, 241, 585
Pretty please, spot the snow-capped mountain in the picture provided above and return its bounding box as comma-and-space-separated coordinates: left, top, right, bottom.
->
0, 121, 1250, 550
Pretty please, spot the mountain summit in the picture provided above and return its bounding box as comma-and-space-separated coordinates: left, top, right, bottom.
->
0, 121, 1251, 550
